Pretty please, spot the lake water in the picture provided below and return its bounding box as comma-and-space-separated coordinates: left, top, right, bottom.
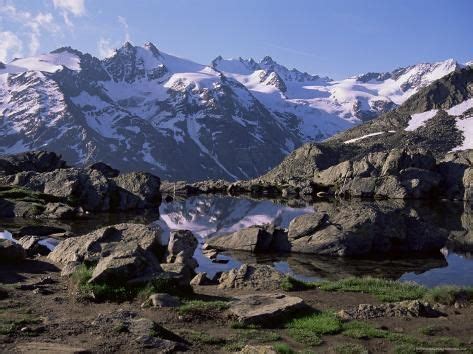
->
159, 195, 473, 288
2, 195, 472, 287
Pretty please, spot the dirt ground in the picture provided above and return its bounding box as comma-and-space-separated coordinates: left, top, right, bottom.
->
1, 256, 472, 353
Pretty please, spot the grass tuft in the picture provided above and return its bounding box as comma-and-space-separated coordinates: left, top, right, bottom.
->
280, 276, 318, 291
333, 343, 369, 354
286, 311, 342, 346
423, 285, 473, 305
273, 343, 295, 354
177, 300, 230, 317
316, 277, 427, 302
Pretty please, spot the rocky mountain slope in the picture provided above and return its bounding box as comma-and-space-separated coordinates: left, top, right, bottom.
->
0, 42, 467, 180
257, 66, 473, 201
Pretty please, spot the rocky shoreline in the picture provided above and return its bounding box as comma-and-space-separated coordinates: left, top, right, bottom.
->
1, 149, 473, 352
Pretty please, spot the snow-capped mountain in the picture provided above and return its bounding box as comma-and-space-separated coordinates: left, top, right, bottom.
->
0, 42, 465, 180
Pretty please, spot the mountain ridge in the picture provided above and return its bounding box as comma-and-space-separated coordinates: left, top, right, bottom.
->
0, 42, 469, 181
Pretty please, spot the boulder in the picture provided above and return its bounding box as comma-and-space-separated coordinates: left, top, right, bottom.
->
190, 272, 214, 286
113, 172, 161, 209
218, 264, 284, 291
87, 162, 120, 178
0, 239, 26, 263
207, 224, 290, 253
229, 293, 305, 324
142, 293, 181, 308
42, 202, 80, 219
48, 223, 164, 284
287, 212, 327, 240
166, 230, 198, 269
0, 151, 66, 176
290, 202, 448, 256
337, 300, 443, 320
18, 235, 51, 256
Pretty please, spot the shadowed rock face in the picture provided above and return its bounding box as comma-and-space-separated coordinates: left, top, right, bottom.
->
207, 199, 449, 257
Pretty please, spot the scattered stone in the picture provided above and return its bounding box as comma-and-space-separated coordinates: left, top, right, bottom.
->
190, 272, 214, 286
229, 293, 305, 325
87, 162, 119, 178
337, 300, 444, 320
142, 293, 181, 308
218, 264, 284, 291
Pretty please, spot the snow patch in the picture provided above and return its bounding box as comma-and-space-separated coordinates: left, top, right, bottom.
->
405, 110, 438, 131
344, 131, 386, 144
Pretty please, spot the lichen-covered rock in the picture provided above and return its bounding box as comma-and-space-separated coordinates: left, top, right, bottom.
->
218, 264, 284, 290
337, 300, 443, 320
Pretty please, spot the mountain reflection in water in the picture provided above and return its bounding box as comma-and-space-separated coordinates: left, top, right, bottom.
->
159, 195, 473, 287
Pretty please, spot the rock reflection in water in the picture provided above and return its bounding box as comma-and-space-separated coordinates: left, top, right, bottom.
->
224, 251, 448, 281
158, 195, 473, 287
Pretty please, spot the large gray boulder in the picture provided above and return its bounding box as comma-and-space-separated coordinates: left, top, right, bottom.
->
287, 212, 327, 240
218, 264, 284, 290
166, 230, 198, 269
0, 151, 66, 176
48, 223, 165, 284
290, 202, 448, 256
208, 224, 290, 253
113, 172, 161, 209
229, 293, 305, 325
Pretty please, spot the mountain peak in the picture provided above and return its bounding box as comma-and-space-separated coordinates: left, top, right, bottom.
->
50, 46, 83, 57
261, 56, 276, 65
144, 42, 161, 57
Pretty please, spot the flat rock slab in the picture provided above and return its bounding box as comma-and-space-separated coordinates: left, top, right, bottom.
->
230, 293, 305, 324
15, 342, 89, 353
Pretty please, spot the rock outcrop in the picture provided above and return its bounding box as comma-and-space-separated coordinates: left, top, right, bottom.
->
48, 223, 199, 287
207, 201, 448, 256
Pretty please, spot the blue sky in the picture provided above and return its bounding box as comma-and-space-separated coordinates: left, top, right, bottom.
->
0, 0, 471, 78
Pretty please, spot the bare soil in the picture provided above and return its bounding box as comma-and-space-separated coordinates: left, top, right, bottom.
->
1, 256, 472, 353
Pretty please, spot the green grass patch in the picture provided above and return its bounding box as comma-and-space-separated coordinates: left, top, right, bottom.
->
177, 300, 230, 317
286, 311, 342, 346
182, 330, 227, 345
0, 313, 41, 336
419, 324, 446, 336
423, 285, 473, 305
333, 343, 369, 354
273, 343, 295, 354
280, 276, 318, 291
316, 277, 427, 302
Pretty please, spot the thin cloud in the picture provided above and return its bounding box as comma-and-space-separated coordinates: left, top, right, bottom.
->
98, 37, 115, 58
0, 2, 59, 57
0, 31, 23, 62
117, 16, 131, 43
52, 0, 86, 16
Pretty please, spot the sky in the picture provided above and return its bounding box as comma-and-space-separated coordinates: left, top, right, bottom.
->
0, 0, 471, 79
